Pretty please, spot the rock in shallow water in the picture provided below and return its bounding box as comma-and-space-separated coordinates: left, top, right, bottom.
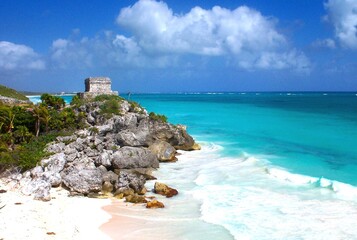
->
154, 182, 178, 198
148, 140, 177, 162
146, 199, 165, 208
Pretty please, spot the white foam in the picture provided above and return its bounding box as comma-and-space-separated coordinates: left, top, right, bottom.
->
180, 144, 357, 239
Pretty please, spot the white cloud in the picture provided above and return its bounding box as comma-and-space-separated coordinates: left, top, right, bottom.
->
325, 0, 357, 49
312, 38, 336, 49
50, 0, 310, 72
0, 41, 45, 71
116, 0, 308, 71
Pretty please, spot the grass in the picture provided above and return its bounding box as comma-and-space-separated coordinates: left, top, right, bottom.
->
0, 84, 29, 101
149, 112, 168, 123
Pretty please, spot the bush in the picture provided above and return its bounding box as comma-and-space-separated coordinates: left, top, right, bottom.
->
100, 99, 121, 117
0, 133, 58, 172
70, 95, 85, 107
149, 112, 168, 123
129, 101, 144, 113
41, 93, 65, 110
94, 94, 124, 102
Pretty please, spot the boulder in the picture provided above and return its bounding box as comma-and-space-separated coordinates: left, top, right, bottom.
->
125, 194, 147, 204
95, 151, 112, 167
41, 171, 62, 187
115, 129, 149, 147
102, 181, 114, 193
30, 166, 43, 178
21, 178, 51, 201
146, 199, 165, 208
102, 171, 118, 185
113, 113, 138, 132
138, 119, 196, 150
40, 153, 66, 173
45, 142, 65, 153
148, 141, 177, 162
154, 182, 178, 198
115, 171, 146, 194
61, 168, 103, 194
111, 147, 159, 169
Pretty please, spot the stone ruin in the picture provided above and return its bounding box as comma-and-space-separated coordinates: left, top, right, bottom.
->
77, 77, 118, 99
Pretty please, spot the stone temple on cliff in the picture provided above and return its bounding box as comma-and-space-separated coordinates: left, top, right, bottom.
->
78, 77, 118, 99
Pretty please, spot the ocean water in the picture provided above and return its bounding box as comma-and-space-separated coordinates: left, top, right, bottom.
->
30, 93, 357, 239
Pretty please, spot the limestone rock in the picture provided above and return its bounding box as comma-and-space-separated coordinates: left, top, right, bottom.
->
40, 153, 66, 173
111, 146, 159, 169
146, 199, 165, 208
61, 168, 103, 194
45, 142, 65, 153
113, 113, 138, 132
115, 129, 149, 147
154, 182, 178, 198
95, 151, 112, 168
148, 141, 177, 162
102, 181, 114, 193
21, 178, 51, 201
115, 171, 146, 194
125, 194, 147, 203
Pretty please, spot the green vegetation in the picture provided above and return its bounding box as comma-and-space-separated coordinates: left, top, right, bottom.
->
94, 94, 124, 102
70, 95, 85, 107
149, 112, 168, 123
40, 93, 65, 110
100, 99, 121, 118
0, 84, 29, 101
0, 92, 157, 172
129, 100, 145, 114
0, 93, 83, 172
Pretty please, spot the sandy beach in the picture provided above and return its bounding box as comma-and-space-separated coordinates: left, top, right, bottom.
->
101, 200, 176, 240
0, 179, 111, 240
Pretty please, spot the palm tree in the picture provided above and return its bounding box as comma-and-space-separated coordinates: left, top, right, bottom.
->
0, 107, 15, 133
40, 107, 51, 133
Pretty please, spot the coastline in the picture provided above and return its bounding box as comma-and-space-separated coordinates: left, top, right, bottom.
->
0, 179, 111, 240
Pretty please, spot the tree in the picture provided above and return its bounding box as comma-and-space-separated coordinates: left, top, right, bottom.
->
13, 126, 33, 143
0, 106, 15, 133
32, 105, 49, 137
41, 93, 65, 110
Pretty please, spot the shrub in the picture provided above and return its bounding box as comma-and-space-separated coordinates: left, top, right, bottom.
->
149, 112, 168, 123
129, 101, 144, 113
0, 133, 58, 172
94, 94, 124, 102
70, 95, 85, 107
100, 99, 121, 118
40, 93, 65, 110
89, 127, 99, 136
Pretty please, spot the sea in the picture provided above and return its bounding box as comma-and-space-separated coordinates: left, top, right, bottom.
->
29, 93, 357, 239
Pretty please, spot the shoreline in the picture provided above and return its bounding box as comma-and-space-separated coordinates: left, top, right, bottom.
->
0, 180, 111, 240
100, 200, 177, 240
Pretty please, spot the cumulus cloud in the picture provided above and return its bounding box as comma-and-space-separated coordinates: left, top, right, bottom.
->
116, 0, 308, 71
0, 41, 45, 71
324, 0, 357, 49
50, 0, 310, 72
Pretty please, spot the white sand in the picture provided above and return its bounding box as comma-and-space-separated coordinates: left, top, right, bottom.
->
0, 180, 111, 240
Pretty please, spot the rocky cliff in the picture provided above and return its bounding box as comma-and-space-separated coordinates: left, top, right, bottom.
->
2, 97, 199, 206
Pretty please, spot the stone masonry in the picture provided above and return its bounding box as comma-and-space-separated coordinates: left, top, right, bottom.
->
78, 77, 118, 99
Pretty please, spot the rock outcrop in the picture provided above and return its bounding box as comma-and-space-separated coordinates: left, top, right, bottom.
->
3, 96, 198, 204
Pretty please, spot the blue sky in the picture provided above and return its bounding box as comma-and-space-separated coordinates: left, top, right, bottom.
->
0, 0, 357, 93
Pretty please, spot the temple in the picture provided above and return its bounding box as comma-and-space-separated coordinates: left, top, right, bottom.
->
77, 77, 118, 99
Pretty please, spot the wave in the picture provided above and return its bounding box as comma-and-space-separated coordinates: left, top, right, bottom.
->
182, 142, 357, 239
266, 167, 357, 201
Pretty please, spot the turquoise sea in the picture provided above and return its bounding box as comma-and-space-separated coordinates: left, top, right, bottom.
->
29, 93, 357, 239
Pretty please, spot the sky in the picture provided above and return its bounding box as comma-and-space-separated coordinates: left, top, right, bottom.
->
0, 0, 357, 93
